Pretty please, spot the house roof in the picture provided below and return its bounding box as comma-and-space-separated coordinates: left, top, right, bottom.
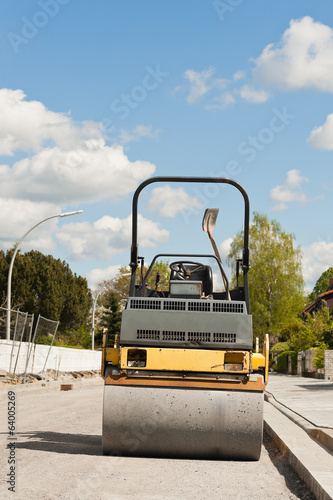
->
300, 288, 333, 316
318, 289, 333, 299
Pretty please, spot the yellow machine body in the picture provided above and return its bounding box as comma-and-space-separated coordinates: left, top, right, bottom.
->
104, 343, 268, 378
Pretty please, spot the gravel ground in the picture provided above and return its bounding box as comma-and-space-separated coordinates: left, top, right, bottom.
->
0, 381, 315, 500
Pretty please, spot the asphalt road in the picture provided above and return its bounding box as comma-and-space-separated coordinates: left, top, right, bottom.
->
0, 380, 315, 500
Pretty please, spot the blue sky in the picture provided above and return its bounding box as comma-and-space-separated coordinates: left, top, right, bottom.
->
1, 0, 333, 292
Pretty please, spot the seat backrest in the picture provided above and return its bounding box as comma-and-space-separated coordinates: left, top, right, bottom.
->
170, 264, 213, 296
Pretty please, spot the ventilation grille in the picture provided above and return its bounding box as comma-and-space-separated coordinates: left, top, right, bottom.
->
163, 301, 186, 311
188, 332, 211, 342
137, 329, 160, 340
162, 331, 185, 341
136, 330, 236, 343
188, 301, 211, 312
129, 298, 245, 314
130, 299, 161, 310
213, 302, 244, 313
213, 333, 236, 343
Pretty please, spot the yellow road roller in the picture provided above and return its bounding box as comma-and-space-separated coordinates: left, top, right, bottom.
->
102, 176, 269, 460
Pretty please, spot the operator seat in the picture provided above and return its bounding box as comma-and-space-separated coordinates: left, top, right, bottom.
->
170, 263, 213, 296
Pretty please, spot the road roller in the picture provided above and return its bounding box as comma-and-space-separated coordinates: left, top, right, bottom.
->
102, 176, 269, 460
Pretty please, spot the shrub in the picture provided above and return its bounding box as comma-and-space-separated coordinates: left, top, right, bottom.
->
271, 341, 291, 354
56, 325, 92, 349
313, 343, 328, 370
277, 351, 297, 373
36, 335, 61, 346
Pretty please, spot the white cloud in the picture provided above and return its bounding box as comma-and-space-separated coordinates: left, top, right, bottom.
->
119, 124, 160, 144
222, 93, 236, 107
270, 169, 309, 210
253, 17, 333, 92
233, 70, 246, 81
183, 66, 270, 109
181, 17, 333, 112
204, 92, 236, 110
302, 241, 333, 288
184, 67, 215, 103
213, 78, 229, 91
239, 85, 270, 103
86, 264, 122, 289
207, 237, 233, 292
0, 89, 101, 156
204, 84, 269, 109
0, 89, 156, 206
307, 113, 333, 150
1, 140, 155, 205
0, 198, 63, 251
285, 169, 308, 186
183, 68, 228, 104
0, 89, 161, 257
56, 214, 169, 260
146, 185, 203, 217
0, 139, 155, 204
219, 237, 233, 260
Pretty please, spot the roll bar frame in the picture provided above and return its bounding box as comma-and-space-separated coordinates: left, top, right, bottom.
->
129, 176, 250, 311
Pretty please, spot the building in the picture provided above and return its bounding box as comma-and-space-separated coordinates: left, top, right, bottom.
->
300, 278, 333, 317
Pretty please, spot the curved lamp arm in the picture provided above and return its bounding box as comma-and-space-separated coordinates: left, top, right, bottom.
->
6, 210, 83, 340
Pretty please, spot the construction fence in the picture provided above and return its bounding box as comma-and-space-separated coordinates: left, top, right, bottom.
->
0, 306, 59, 381
0, 307, 101, 380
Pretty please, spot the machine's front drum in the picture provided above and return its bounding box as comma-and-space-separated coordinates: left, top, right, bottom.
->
102, 384, 263, 460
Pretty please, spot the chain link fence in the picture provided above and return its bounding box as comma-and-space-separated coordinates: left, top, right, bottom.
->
0, 306, 33, 342
0, 306, 59, 382
25, 315, 59, 381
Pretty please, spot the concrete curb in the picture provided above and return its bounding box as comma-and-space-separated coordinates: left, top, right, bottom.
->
0, 375, 103, 401
265, 392, 333, 454
264, 401, 333, 500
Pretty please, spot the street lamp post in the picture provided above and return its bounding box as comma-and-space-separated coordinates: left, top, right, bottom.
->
6, 210, 83, 341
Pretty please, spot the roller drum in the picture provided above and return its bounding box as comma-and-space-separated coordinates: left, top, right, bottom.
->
103, 385, 263, 460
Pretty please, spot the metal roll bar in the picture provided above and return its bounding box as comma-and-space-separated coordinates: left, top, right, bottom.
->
129, 176, 250, 311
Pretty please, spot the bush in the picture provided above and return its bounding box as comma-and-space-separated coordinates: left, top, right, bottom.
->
271, 341, 291, 354
56, 325, 92, 349
36, 335, 61, 346
314, 343, 328, 370
277, 351, 297, 373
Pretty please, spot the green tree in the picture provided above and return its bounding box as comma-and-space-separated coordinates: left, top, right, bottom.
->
98, 260, 170, 302
289, 324, 316, 352
305, 305, 333, 349
270, 341, 291, 354
95, 290, 122, 347
279, 320, 306, 342
320, 323, 333, 349
278, 306, 333, 353
227, 212, 305, 342
275, 319, 316, 353
0, 249, 92, 333
308, 267, 333, 302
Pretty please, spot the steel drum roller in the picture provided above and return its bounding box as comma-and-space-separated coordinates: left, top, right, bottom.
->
103, 385, 263, 460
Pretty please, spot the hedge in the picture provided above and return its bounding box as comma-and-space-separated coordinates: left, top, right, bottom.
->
276, 351, 297, 373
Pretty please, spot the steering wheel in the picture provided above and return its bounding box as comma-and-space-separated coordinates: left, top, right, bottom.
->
170, 261, 206, 280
